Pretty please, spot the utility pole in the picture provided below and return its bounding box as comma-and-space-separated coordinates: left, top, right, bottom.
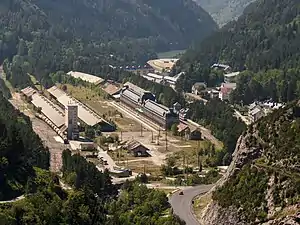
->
120, 131, 123, 141
183, 153, 185, 184
117, 147, 120, 164
151, 131, 154, 143
165, 130, 168, 152
186, 158, 188, 182
140, 124, 143, 137
197, 148, 199, 170
157, 128, 160, 145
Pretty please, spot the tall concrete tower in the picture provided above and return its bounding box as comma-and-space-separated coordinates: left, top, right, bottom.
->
65, 102, 79, 140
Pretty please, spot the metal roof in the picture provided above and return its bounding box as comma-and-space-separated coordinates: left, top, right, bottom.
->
222, 83, 237, 89
224, 72, 240, 78
121, 89, 140, 103
164, 72, 184, 82
56, 94, 102, 126
124, 82, 149, 96
21, 86, 37, 97
125, 140, 149, 151
47, 86, 65, 99
67, 71, 104, 85
146, 73, 163, 79
144, 100, 170, 117
103, 84, 121, 95
250, 107, 262, 116
31, 93, 65, 127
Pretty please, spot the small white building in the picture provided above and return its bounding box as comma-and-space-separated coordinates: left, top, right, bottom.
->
249, 106, 264, 122
224, 72, 240, 83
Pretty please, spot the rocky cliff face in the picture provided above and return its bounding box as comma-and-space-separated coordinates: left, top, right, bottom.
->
193, 0, 255, 26
198, 105, 300, 225
199, 134, 258, 225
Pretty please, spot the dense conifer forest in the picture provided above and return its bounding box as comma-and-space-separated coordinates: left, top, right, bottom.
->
176, 0, 300, 103
0, 93, 49, 201
0, 0, 216, 88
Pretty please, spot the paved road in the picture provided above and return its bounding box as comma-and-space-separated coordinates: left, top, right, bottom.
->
169, 184, 214, 225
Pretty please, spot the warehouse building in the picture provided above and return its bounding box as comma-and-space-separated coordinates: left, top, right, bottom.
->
120, 88, 141, 110
142, 99, 178, 129
120, 82, 156, 109
67, 71, 105, 85
120, 83, 178, 129
20, 86, 37, 101
123, 82, 155, 102
124, 140, 151, 157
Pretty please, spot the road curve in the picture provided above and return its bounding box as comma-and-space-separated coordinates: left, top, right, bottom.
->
169, 184, 214, 225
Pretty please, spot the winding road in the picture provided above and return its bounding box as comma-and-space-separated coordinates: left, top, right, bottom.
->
169, 184, 214, 225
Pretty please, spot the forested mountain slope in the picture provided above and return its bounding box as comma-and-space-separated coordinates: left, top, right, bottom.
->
176, 0, 300, 103
0, 0, 217, 87
200, 101, 300, 224
0, 93, 49, 201
194, 0, 255, 26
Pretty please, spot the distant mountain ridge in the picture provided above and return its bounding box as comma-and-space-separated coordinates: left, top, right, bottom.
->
0, 0, 217, 87
193, 0, 255, 26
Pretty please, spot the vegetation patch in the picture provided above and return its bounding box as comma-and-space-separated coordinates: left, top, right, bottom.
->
213, 165, 268, 222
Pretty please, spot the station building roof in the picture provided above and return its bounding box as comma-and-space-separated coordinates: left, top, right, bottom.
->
31, 93, 65, 127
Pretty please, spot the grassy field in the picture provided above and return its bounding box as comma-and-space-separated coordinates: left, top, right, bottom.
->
108, 149, 137, 162
117, 159, 161, 176
193, 193, 212, 221
157, 49, 186, 58
166, 139, 216, 167
61, 84, 141, 131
